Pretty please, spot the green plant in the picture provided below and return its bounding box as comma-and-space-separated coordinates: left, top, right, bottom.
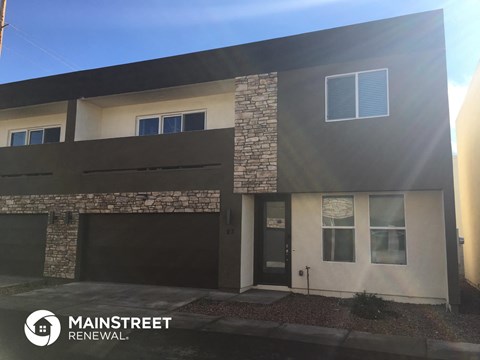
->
351, 291, 387, 319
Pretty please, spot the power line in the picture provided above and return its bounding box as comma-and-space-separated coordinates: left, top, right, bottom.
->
2, 45, 52, 73
8, 23, 79, 71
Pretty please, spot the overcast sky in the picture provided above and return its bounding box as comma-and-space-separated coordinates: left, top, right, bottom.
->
1, 0, 479, 152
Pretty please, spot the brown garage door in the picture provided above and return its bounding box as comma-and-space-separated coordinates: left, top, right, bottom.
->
79, 213, 219, 288
0, 214, 48, 277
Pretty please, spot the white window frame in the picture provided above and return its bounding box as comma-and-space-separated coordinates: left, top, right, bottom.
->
8, 125, 62, 146
162, 113, 183, 133
325, 68, 389, 122
9, 129, 28, 146
136, 109, 207, 136
136, 115, 161, 136
321, 194, 356, 263
368, 193, 407, 266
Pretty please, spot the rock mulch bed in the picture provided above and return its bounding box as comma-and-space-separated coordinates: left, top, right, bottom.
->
181, 281, 480, 344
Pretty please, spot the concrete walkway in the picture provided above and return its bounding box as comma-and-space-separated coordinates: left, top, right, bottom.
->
0, 281, 478, 359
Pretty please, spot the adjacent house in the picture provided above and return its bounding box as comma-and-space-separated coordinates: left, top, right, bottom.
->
456, 61, 480, 291
0, 10, 459, 309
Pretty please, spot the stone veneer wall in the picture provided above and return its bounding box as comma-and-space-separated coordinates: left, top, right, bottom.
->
0, 190, 220, 278
234, 73, 278, 193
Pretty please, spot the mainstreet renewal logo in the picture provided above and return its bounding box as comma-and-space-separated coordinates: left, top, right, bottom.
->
25, 310, 172, 345
24, 310, 61, 346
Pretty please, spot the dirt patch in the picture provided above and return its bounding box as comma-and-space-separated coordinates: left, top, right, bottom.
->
181, 281, 480, 344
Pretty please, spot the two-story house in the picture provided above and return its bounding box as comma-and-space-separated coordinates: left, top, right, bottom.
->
0, 10, 459, 309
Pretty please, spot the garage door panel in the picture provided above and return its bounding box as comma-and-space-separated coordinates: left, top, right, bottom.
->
0, 214, 48, 277
81, 213, 219, 288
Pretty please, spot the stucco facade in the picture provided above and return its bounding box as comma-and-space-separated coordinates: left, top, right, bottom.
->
290, 192, 448, 304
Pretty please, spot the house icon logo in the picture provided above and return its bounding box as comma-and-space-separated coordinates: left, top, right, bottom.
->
24, 310, 61, 346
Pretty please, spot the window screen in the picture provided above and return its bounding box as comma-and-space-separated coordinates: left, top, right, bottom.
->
326, 69, 388, 121
163, 115, 182, 134
11, 131, 26, 146
44, 127, 61, 143
358, 70, 388, 117
138, 118, 159, 136
29, 130, 44, 145
183, 112, 205, 131
327, 75, 356, 120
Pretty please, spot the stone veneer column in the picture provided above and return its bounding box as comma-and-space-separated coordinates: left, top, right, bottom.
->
0, 190, 220, 279
234, 73, 278, 193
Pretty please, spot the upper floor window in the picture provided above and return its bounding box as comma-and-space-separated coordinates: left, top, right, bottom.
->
369, 194, 406, 265
9, 126, 61, 147
326, 69, 389, 121
138, 117, 159, 136
137, 111, 205, 136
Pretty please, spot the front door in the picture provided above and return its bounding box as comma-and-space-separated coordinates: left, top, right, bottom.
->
255, 195, 291, 286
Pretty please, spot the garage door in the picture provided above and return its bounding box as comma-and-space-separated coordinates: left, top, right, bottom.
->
80, 213, 219, 288
0, 214, 48, 277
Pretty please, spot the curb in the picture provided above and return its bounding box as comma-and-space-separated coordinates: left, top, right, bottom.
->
171, 312, 480, 360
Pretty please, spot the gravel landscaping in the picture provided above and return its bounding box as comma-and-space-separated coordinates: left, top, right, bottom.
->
181, 281, 480, 344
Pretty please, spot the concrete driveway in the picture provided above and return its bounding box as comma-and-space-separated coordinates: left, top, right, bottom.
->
0, 275, 44, 289
0, 281, 226, 316
0, 281, 289, 316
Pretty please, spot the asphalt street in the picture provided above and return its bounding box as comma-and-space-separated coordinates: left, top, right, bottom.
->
0, 308, 401, 360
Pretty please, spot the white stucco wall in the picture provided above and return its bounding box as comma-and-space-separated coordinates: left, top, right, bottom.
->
291, 191, 448, 304
75, 100, 102, 141
0, 113, 66, 147
240, 195, 255, 290
96, 93, 234, 140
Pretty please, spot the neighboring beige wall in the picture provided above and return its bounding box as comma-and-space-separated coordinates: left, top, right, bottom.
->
240, 195, 255, 290
453, 156, 463, 237
75, 100, 102, 141
97, 93, 234, 140
453, 155, 465, 276
291, 191, 448, 304
0, 113, 66, 147
457, 63, 480, 289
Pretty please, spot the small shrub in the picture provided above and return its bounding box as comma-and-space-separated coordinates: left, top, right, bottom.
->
351, 291, 387, 319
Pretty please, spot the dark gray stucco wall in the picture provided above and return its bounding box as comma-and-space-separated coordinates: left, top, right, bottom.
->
0, 128, 243, 290
277, 49, 453, 193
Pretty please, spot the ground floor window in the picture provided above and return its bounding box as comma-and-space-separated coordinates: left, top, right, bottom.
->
322, 195, 355, 262
369, 194, 406, 265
